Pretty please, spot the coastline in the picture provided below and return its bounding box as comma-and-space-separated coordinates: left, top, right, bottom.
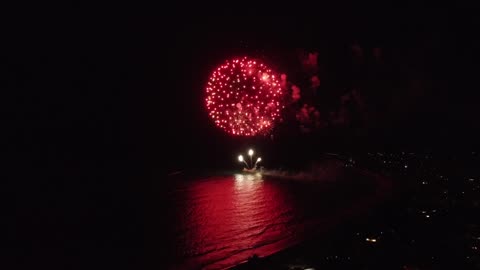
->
229, 168, 393, 270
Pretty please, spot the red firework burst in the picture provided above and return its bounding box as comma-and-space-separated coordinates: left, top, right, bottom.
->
205, 57, 284, 136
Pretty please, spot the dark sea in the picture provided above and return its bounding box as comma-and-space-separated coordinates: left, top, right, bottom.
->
161, 169, 389, 269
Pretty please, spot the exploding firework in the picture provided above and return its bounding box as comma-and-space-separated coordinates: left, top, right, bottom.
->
205, 57, 284, 136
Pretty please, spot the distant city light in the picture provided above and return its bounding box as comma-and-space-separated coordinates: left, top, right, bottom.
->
366, 238, 377, 243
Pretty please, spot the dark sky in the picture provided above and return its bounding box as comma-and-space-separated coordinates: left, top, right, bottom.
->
159, 4, 479, 168
2, 4, 479, 171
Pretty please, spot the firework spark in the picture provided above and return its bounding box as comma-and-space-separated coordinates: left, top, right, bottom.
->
205, 57, 284, 136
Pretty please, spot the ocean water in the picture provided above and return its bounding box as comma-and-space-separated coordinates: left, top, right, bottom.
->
162, 170, 386, 269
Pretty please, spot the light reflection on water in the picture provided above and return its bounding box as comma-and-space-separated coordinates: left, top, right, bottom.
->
166, 172, 383, 269
233, 173, 263, 193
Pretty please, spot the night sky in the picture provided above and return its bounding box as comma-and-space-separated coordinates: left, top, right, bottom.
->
4, 5, 478, 169
2, 3, 479, 269
157, 4, 478, 170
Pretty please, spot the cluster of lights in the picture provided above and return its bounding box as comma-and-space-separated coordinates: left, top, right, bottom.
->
205, 57, 284, 136
238, 149, 261, 170
365, 238, 378, 243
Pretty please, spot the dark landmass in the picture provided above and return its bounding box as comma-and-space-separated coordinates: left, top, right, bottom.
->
233, 151, 480, 269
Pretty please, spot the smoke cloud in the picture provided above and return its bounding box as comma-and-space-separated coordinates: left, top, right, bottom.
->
301, 52, 319, 72
291, 85, 301, 101
262, 159, 346, 182
311, 75, 320, 89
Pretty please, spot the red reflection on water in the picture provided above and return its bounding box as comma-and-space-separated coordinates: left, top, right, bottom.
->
175, 174, 295, 269
169, 171, 390, 270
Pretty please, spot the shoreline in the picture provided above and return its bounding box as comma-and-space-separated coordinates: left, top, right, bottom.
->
229, 168, 393, 270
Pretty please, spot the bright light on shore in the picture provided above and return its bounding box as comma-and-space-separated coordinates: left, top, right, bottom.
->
238, 155, 244, 162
